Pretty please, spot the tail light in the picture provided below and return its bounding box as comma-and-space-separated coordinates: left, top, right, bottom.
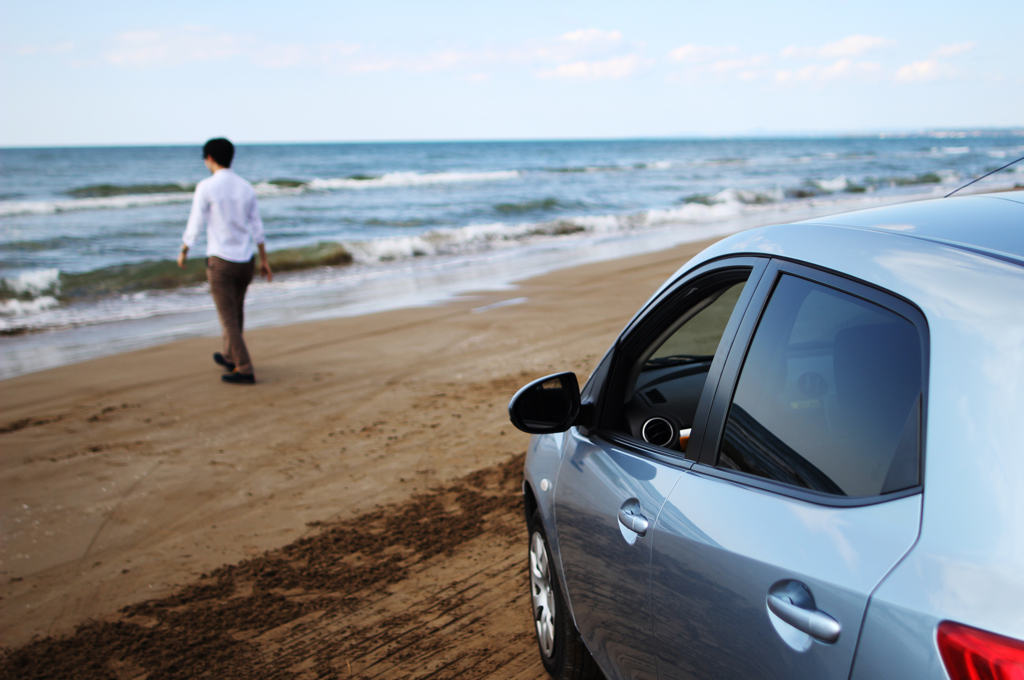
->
938, 621, 1024, 680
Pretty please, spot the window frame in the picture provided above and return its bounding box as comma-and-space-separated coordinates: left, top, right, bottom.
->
591, 256, 770, 463
691, 258, 931, 507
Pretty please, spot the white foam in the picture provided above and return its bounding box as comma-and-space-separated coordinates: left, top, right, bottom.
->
339, 187, 800, 267
0, 287, 215, 331
3, 268, 61, 296
346, 235, 440, 262
0, 192, 193, 217
815, 176, 849, 192
0, 296, 60, 316
308, 170, 520, 191
252, 182, 306, 197
646, 201, 744, 224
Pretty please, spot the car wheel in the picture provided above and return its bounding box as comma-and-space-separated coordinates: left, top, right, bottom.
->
529, 510, 603, 680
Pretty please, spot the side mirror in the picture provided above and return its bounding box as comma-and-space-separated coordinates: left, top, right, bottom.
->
508, 372, 583, 434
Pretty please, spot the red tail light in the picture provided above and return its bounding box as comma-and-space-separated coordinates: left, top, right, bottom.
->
938, 621, 1024, 680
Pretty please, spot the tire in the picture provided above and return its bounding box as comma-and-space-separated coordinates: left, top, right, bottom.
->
529, 510, 603, 680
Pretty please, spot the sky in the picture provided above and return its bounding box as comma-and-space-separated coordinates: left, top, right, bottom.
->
1, 0, 1021, 146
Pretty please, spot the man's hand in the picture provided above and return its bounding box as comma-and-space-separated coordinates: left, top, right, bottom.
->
177, 249, 187, 268
257, 243, 273, 281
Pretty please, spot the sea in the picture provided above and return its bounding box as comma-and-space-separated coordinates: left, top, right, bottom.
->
2, 133, 1022, 378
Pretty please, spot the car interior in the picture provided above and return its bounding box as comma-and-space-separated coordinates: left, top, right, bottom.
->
621, 278, 749, 452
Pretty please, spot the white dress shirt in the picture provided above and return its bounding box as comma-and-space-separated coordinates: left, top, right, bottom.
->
182, 168, 265, 263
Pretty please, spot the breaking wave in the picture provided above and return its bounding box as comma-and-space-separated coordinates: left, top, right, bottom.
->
303, 170, 519, 190
0, 192, 197, 217
66, 182, 195, 198
0, 170, 523, 218
0, 175, 959, 324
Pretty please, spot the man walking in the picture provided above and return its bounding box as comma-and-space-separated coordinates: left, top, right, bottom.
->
178, 138, 272, 384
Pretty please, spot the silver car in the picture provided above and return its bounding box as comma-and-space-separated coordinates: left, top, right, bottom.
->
509, 191, 1024, 680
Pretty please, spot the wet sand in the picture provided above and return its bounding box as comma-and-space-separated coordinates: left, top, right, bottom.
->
0, 238, 714, 676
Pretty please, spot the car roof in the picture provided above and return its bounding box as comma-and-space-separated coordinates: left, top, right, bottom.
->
796, 190, 1024, 267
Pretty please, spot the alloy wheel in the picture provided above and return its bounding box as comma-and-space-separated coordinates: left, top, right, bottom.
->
530, 530, 557, 658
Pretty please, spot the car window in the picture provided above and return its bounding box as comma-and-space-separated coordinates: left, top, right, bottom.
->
717, 274, 922, 497
624, 279, 749, 451
648, 282, 746, 363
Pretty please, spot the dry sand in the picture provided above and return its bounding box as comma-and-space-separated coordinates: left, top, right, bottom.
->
0, 238, 715, 678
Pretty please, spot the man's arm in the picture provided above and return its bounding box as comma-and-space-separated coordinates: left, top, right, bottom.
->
178, 184, 206, 268
248, 191, 271, 280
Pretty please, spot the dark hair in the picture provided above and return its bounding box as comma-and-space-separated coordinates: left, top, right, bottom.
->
202, 138, 234, 167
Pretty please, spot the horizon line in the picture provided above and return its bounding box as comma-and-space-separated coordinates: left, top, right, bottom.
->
3, 127, 1023, 150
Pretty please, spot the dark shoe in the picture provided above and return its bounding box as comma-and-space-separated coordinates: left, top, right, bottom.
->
214, 352, 236, 371
221, 371, 255, 384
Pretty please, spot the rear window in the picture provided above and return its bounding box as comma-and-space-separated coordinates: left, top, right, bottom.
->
717, 274, 922, 497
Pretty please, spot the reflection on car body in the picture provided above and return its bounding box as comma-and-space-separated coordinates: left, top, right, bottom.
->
510, 191, 1024, 680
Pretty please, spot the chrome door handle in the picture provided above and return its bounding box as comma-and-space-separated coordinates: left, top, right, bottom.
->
617, 503, 649, 536
766, 585, 841, 643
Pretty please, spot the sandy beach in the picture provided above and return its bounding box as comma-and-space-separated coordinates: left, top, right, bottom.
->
0, 238, 713, 677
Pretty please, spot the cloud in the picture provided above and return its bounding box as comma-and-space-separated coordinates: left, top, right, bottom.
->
819, 35, 894, 58
537, 54, 646, 80
15, 41, 75, 56
518, 27, 629, 64
776, 58, 882, 83
934, 41, 976, 57
668, 44, 737, 63
105, 27, 248, 67
668, 51, 769, 82
517, 28, 647, 80
89, 24, 654, 82
890, 42, 974, 82
895, 59, 947, 82
781, 34, 894, 59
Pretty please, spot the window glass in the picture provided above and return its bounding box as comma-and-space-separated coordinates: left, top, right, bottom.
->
718, 275, 921, 497
649, 282, 746, 362
624, 279, 748, 450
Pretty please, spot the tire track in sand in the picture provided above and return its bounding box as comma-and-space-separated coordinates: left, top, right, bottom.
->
1, 453, 550, 680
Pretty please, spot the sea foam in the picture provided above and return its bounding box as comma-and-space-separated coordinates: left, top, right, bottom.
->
1, 296, 60, 316
307, 170, 519, 190
3, 268, 62, 296
0, 193, 194, 218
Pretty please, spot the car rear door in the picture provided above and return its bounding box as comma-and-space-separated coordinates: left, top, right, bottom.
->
650, 261, 927, 680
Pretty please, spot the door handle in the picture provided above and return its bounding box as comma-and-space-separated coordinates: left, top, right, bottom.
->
766, 581, 841, 643
617, 500, 649, 536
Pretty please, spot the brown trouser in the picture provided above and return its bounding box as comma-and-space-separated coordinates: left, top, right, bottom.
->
207, 256, 255, 374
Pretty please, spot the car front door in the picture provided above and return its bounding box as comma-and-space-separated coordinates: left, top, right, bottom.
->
553, 259, 767, 680
650, 261, 927, 680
